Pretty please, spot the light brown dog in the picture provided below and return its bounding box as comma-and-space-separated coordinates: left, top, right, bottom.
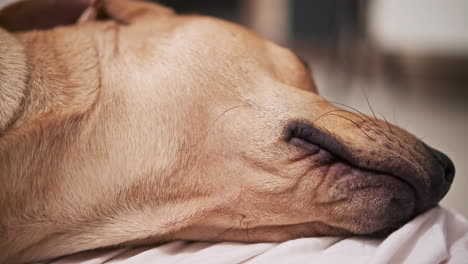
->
0, 0, 455, 263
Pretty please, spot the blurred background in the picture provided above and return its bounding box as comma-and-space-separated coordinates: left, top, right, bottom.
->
157, 0, 468, 217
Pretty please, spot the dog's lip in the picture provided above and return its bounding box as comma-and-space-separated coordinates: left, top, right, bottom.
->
284, 121, 422, 211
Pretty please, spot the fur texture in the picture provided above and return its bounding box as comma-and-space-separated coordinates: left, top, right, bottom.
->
0, 0, 452, 263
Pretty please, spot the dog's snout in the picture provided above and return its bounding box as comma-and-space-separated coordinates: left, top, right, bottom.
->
424, 143, 455, 184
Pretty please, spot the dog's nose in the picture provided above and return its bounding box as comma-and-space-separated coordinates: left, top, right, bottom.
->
423, 144, 455, 184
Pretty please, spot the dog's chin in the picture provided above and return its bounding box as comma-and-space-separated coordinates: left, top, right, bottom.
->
322, 162, 417, 235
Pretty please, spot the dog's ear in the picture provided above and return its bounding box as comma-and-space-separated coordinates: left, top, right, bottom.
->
100, 0, 175, 24
0, 0, 93, 32
0, 0, 175, 32
0, 28, 27, 131
77, 0, 175, 25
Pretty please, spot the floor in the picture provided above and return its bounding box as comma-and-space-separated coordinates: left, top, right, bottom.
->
303, 46, 468, 217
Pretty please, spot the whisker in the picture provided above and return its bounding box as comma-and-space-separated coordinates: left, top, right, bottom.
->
317, 113, 375, 141
202, 105, 243, 142
312, 109, 380, 140
310, 100, 378, 125
312, 110, 343, 125
336, 109, 387, 136
378, 112, 394, 135
319, 109, 384, 137
361, 87, 378, 122
378, 112, 402, 147
313, 109, 366, 123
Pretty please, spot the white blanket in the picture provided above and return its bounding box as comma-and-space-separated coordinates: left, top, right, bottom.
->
51, 207, 468, 264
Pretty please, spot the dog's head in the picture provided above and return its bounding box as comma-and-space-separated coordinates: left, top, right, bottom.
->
0, 0, 455, 247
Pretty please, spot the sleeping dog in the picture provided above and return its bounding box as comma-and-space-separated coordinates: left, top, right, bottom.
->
0, 0, 455, 263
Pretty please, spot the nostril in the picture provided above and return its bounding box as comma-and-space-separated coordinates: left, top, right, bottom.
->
423, 144, 455, 184
445, 162, 455, 184
441, 153, 455, 184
